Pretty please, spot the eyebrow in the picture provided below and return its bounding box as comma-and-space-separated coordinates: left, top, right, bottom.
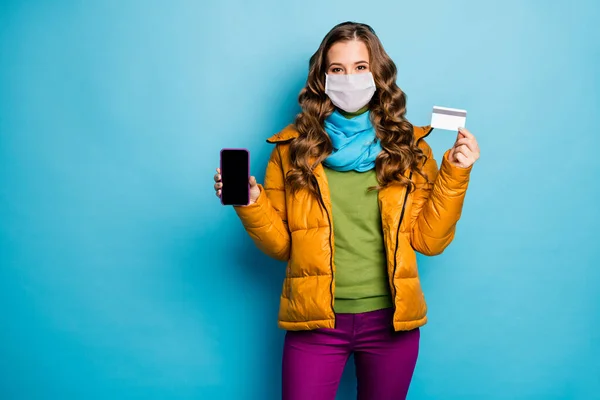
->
328, 61, 370, 68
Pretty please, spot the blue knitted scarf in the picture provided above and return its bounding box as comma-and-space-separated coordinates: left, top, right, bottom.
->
323, 109, 381, 172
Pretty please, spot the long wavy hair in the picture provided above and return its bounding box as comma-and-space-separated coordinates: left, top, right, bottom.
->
286, 21, 427, 196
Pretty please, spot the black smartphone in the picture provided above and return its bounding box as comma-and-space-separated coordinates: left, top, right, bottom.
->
220, 148, 250, 206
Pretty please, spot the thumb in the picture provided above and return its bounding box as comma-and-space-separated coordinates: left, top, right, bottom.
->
451, 129, 464, 152
249, 176, 258, 187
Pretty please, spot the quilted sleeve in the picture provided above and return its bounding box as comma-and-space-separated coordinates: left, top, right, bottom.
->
233, 145, 290, 261
409, 143, 472, 256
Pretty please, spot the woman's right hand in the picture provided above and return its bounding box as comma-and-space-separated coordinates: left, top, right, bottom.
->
214, 168, 261, 205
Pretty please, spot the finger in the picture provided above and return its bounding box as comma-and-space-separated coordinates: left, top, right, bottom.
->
453, 146, 472, 161
455, 152, 470, 167
455, 138, 477, 153
214, 182, 222, 190
249, 176, 257, 187
457, 127, 475, 139
214, 173, 221, 182
216, 190, 221, 198
462, 145, 480, 160
455, 144, 473, 155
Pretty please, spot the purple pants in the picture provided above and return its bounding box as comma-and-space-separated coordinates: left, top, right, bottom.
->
282, 308, 420, 400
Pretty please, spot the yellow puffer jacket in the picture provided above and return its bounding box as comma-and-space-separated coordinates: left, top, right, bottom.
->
234, 124, 472, 331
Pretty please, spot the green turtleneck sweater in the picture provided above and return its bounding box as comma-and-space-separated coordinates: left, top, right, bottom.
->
324, 106, 393, 314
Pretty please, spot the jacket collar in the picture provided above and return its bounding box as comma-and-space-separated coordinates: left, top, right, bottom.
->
266, 124, 300, 143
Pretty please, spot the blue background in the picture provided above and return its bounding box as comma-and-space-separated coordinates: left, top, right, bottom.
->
1, 1, 599, 399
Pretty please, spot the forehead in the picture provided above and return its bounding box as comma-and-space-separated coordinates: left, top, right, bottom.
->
327, 40, 369, 64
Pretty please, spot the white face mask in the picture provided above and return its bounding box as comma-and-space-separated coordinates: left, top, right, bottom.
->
324, 72, 376, 113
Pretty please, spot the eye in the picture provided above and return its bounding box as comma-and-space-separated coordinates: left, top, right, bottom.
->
330, 67, 343, 74
357, 65, 368, 71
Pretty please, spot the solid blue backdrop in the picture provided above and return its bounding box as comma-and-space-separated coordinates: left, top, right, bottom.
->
1, 1, 599, 399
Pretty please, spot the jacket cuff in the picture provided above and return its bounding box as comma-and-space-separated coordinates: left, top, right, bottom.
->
233, 184, 266, 226
440, 149, 473, 183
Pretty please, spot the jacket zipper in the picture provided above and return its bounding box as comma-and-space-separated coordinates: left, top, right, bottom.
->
315, 177, 336, 328
391, 127, 434, 307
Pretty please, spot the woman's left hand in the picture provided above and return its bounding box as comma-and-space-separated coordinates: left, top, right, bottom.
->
448, 127, 480, 168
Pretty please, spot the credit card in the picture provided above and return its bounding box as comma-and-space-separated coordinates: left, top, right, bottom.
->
430, 106, 467, 131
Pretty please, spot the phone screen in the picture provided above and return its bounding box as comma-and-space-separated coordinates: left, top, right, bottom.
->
220, 149, 250, 206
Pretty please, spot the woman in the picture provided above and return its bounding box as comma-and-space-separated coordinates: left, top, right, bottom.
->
213, 21, 479, 400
